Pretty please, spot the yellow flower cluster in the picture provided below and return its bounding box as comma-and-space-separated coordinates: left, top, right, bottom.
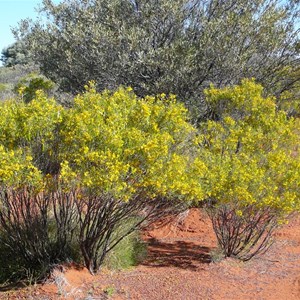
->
0, 80, 299, 217
0, 145, 42, 188
56, 84, 203, 201
201, 79, 300, 216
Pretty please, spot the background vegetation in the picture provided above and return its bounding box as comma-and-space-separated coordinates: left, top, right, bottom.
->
14, 0, 300, 120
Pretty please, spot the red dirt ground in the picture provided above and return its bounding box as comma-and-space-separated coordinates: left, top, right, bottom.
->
1, 208, 300, 300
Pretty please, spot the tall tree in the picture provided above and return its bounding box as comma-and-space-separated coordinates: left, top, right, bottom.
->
18, 0, 300, 118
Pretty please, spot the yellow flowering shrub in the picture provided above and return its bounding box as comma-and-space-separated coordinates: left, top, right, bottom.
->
201, 79, 300, 213
0, 91, 63, 185
58, 83, 204, 201
200, 79, 300, 260
0, 91, 62, 144
0, 86, 202, 190
0, 84, 207, 275
0, 145, 42, 188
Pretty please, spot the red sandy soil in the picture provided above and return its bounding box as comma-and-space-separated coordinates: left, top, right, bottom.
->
1, 208, 300, 300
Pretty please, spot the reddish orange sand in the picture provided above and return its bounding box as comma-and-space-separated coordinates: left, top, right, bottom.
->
1, 208, 300, 299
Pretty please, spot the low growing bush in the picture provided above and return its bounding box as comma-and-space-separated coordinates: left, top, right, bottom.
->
14, 73, 55, 103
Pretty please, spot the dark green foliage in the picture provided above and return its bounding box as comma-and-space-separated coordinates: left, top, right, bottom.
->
13, 73, 55, 103
1, 41, 31, 67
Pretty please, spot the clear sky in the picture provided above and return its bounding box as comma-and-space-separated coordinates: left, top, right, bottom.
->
0, 0, 60, 65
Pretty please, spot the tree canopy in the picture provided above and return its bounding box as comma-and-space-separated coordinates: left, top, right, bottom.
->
18, 0, 300, 118
1, 40, 31, 67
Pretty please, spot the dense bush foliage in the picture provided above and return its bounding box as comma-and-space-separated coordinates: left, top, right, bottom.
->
18, 0, 300, 119
0, 85, 203, 278
200, 79, 300, 259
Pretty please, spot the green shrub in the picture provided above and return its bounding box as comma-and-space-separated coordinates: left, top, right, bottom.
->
0, 65, 36, 85
13, 73, 55, 103
19, 0, 300, 119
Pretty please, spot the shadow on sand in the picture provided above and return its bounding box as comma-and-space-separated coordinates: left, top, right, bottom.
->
142, 238, 212, 271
